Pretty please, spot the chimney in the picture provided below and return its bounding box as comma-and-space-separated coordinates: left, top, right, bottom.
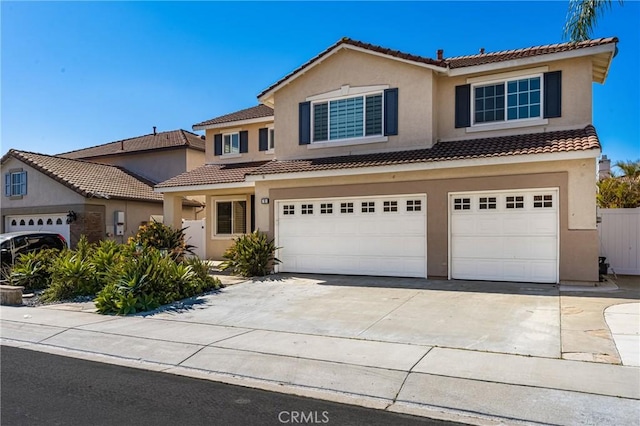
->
598, 155, 611, 180
153, 126, 157, 135
437, 49, 443, 60
479, 47, 485, 54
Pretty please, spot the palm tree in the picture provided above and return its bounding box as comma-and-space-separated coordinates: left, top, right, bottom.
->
564, 0, 623, 42
614, 160, 640, 179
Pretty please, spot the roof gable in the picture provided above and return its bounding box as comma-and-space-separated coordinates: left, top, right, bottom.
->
2, 149, 165, 203
258, 37, 618, 103
58, 129, 205, 160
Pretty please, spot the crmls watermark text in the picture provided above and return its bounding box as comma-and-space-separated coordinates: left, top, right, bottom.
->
278, 410, 330, 424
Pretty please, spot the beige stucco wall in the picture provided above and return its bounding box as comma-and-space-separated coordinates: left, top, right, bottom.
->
272, 48, 435, 160
186, 149, 206, 171
88, 149, 192, 184
204, 122, 275, 164
436, 57, 593, 142
1, 158, 85, 209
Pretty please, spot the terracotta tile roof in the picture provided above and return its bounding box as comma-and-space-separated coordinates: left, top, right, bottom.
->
156, 161, 270, 188
258, 37, 617, 99
2, 150, 200, 206
247, 126, 600, 176
193, 105, 274, 129
59, 129, 205, 159
258, 37, 446, 99
446, 37, 618, 69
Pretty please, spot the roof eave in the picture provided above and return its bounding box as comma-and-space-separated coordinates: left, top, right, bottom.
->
155, 181, 255, 193
246, 149, 600, 182
448, 43, 617, 79
192, 115, 274, 131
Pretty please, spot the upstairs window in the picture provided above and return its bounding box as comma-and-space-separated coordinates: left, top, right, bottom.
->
313, 93, 383, 142
455, 71, 560, 129
4, 171, 27, 197
299, 87, 397, 145
473, 76, 541, 125
223, 132, 240, 154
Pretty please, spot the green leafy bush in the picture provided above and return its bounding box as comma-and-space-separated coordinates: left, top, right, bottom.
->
8, 249, 61, 291
131, 221, 194, 261
219, 231, 280, 277
43, 251, 98, 302
94, 247, 221, 315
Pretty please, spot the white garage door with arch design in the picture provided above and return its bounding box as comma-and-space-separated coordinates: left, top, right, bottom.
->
449, 189, 559, 283
276, 194, 427, 278
6, 214, 71, 244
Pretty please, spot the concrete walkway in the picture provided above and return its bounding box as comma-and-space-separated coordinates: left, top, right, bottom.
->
1, 276, 639, 425
605, 302, 640, 366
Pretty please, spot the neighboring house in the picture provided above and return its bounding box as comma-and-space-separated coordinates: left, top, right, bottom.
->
157, 37, 618, 284
1, 150, 201, 247
59, 128, 206, 185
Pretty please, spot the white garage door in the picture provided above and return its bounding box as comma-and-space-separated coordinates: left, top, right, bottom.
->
6, 214, 71, 244
276, 195, 427, 278
450, 189, 558, 283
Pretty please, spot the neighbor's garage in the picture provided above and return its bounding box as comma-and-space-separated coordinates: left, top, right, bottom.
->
450, 189, 559, 283
276, 195, 427, 278
5, 214, 71, 243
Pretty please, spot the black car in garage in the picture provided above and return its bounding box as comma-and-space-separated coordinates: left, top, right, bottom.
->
0, 231, 68, 267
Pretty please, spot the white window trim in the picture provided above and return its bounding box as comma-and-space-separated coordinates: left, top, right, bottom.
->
306, 84, 389, 102
265, 125, 275, 154
469, 72, 545, 132
212, 198, 247, 238
222, 131, 240, 155
310, 88, 385, 144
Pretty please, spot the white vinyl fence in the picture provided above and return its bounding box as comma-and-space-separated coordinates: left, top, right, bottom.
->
598, 208, 640, 275
182, 219, 206, 259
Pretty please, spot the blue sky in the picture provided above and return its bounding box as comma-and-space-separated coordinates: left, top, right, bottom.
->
2, 1, 638, 164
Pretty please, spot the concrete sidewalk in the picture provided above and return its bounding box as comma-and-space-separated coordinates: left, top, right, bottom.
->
2, 295, 639, 425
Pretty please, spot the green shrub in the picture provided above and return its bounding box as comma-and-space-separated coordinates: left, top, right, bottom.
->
131, 221, 194, 261
8, 249, 61, 291
219, 230, 280, 277
43, 251, 98, 302
94, 248, 221, 315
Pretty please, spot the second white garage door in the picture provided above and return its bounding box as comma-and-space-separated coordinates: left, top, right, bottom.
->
450, 189, 559, 283
276, 195, 427, 278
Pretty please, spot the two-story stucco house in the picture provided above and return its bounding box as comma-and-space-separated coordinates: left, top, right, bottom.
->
156, 37, 618, 284
1, 129, 205, 246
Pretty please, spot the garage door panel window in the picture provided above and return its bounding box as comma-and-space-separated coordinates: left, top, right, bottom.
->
301, 204, 314, 215
383, 201, 398, 212
320, 203, 333, 214
216, 201, 246, 235
361, 202, 375, 213
533, 194, 553, 208
283, 205, 295, 215
506, 196, 525, 209
479, 197, 497, 210
406, 200, 422, 212
453, 198, 471, 211
340, 203, 354, 213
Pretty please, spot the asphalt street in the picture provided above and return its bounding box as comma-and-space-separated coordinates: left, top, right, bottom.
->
1, 346, 465, 426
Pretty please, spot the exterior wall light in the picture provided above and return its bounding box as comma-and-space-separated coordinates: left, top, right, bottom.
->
261, 198, 270, 204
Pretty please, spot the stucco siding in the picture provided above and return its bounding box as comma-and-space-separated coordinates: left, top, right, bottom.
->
273, 48, 435, 160
1, 158, 85, 208
89, 149, 190, 184
436, 57, 594, 142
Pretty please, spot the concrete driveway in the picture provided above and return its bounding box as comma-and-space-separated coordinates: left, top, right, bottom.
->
152, 274, 562, 358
